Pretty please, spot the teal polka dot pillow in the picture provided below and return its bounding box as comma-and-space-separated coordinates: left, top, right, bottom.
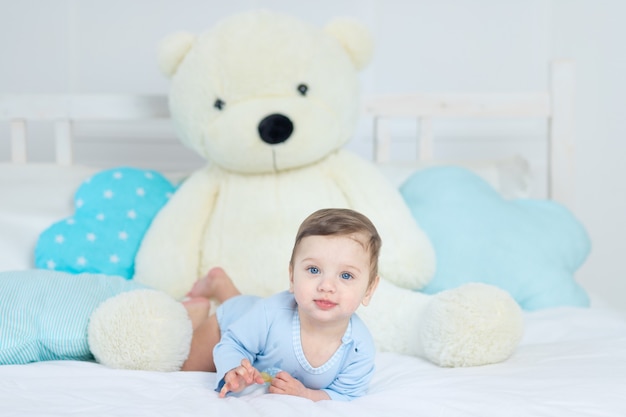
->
35, 167, 176, 279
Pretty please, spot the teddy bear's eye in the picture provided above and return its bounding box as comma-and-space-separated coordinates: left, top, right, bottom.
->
297, 84, 308, 96
214, 99, 225, 110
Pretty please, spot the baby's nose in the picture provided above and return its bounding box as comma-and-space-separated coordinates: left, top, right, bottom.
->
317, 275, 336, 292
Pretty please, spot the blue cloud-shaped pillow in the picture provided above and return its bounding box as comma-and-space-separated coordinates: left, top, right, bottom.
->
400, 166, 591, 311
35, 167, 176, 279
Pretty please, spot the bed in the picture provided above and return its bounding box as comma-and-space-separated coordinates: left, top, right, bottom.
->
1, 60, 626, 417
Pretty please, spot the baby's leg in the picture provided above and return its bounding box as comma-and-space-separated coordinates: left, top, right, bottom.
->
180, 268, 241, 372
186, 267, 241, 304
181, 312, 220, 372
183, 297, 212, 330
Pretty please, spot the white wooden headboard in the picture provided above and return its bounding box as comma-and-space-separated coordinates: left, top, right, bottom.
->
0, 60, 574, 205
363, 60, 575, 206
0, 95, 170, 166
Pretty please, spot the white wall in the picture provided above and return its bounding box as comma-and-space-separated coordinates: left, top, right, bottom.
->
1, 0, 624, 315
551, 0, 626, 315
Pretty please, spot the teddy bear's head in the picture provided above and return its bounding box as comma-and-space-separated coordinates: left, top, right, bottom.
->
157, 10, 373, 174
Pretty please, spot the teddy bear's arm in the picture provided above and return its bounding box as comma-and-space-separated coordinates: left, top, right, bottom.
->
329, 151, 436, 290
133, 168, 219, 299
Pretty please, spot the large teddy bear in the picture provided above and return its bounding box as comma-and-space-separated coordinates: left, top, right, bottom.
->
122, 9, 524, 368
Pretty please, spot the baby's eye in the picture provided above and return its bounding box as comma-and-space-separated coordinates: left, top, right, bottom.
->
340, 272, 353, 280
307, 266, 320, 274
214, 98, 225, 110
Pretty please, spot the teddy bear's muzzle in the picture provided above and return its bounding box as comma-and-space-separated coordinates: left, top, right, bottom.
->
258, 113, 294, 144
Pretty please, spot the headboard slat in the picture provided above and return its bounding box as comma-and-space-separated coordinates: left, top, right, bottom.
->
0, 94, 169, 120
10, 120, 27, 164
418, 117, 434, 161
373, 117, 391, 163
363, 92, 551, 118
548, 59, 576, 205
54, 120, 74, 165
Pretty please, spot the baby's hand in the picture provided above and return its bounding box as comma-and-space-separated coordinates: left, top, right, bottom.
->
219, 359, 265, 398
268, 371, 308, 398
268, 371, 331, 401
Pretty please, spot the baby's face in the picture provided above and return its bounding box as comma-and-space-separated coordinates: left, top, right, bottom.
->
289, 234, 376, 326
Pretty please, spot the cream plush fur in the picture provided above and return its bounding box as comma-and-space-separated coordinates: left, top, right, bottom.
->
92, 10, 523, 370
88, 289, 192, 371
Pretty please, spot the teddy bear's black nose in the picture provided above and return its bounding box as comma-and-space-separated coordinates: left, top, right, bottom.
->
258, 114, 294, 144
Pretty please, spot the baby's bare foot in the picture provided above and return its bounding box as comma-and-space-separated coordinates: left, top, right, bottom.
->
187, 267, 240, 303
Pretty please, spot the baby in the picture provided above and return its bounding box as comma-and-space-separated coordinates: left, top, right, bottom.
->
181, 208, 381, 401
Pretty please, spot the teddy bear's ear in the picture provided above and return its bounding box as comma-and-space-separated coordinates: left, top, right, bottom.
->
157, 32, 196, 78
324, 18, 374, 71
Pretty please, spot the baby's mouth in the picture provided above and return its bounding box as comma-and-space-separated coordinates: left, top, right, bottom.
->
314, 299, 337, 310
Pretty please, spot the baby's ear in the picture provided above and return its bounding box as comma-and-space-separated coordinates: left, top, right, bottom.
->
157, 32, 195, 77
362, 275, 380, 306
288, 265, 295, 293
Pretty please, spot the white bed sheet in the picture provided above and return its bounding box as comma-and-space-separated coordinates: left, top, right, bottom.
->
2, 306, 625, 417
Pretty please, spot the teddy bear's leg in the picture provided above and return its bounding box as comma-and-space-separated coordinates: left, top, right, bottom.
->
357, 279, 432, 357
358, 280, 523, 367
419, 283, 524, 367
88, 289, 193, 372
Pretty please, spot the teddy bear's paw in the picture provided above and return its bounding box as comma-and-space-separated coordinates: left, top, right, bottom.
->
88, 289, 192, 371
419, 283, 524, 367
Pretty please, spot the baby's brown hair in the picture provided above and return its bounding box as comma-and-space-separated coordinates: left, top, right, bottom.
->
289, 208, 382, 288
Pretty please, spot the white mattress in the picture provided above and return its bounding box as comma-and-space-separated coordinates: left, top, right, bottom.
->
2, 306, 625, 417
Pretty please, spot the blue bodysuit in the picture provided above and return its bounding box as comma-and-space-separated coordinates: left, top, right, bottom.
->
213, 291, 376, 401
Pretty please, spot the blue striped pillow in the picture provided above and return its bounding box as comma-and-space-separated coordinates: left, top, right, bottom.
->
0, 270, 145, 365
